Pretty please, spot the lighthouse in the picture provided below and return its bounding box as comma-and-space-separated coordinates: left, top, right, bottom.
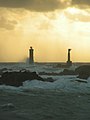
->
67, 49, 72, 66
29, 47, 34, 64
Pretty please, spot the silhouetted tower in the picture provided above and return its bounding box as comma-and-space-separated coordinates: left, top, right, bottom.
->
29, 47, 34, 64
68, 49, 71, 61
67, 49, 72, 66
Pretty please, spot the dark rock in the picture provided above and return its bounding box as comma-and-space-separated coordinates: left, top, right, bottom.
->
75, 65, 90, 73
39, 72, 60, 76
0, 68, 8, 75
0, 70, 44, 87
77, 74, 89, 80
60, 69, 76, 75
75, 65, 90, 79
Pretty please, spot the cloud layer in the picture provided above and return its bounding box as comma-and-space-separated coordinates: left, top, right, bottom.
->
0, 16, 17, 30
0, 0, 65, 11
72, 0, 90, 5
0, 0, 90, 11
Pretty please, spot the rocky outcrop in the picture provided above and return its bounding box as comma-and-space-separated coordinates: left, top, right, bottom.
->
0, 68, 9, 75
0, 70, 44, 87
39, 65, 90, 80
61, 65, 90, 79
60, 69, 76, 75
39, 72, 61, 76
75, 65, 90, 79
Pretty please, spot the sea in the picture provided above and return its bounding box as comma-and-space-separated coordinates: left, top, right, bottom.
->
0, 62, 90, 120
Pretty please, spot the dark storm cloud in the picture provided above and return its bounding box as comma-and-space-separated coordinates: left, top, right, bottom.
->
0, 0, 90, 11
72, 0, 90, 6
0, 0, 66, 11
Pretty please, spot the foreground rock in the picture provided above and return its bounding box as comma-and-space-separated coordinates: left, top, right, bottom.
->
75, 65, 90, 79
0, 70, 54, 87
0, 68, 9, 75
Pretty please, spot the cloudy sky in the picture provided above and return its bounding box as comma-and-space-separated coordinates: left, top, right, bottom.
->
0, 0, 90, 62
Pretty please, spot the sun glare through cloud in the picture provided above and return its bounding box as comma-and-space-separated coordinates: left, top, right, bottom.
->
0, 0, 90, 62
66, 7, 80, 14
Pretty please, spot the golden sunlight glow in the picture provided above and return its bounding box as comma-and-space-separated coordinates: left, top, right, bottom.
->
60, 0, 72, 5
66, 7, 80, 15
0, 8, 90, 62
60, 0, 72, 3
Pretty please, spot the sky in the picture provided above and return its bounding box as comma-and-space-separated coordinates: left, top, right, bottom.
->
0, 0, 90, 62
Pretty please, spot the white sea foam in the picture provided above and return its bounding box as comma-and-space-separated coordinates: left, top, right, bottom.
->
0, 76, 90, 93
19, 76, 90, 93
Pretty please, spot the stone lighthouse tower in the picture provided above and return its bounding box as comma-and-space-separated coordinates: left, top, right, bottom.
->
29, 47, 34, 64
67, 49, 72, 66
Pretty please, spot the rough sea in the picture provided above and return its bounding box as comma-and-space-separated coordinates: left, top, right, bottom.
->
0, 63, 90, 120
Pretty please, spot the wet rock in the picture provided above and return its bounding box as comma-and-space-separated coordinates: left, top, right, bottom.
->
0, 68, 8, 75
75, 65, 90, 73
60, 69, 76, 75
75, 65, 90, 79
39, 72, 60, 76
0, 70, 44, 87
